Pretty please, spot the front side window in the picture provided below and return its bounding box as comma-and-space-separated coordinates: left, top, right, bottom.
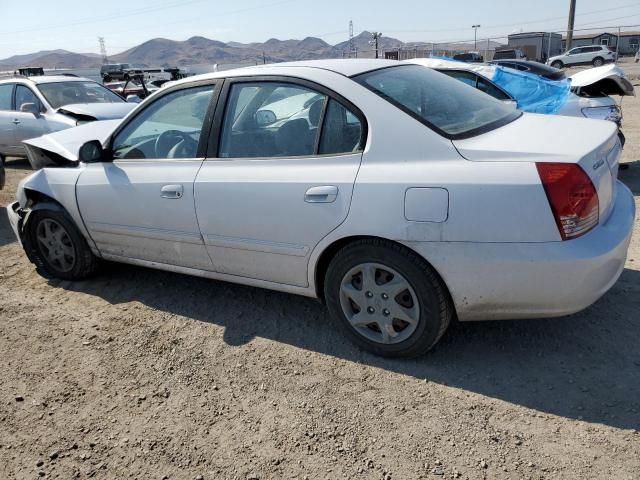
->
355, 65, 520, 139
112, 85, 214, 160
0, 84, 13, 110
15, 85, 41, 112
37, 81, 124, 108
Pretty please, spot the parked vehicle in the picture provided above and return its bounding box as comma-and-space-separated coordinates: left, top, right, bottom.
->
100, 63, 133, 81
407, 58, 633, 145
0, 155, 4, 190
0, 75, 137, 168
452, 52, 484, 63
547, 45, 616, 68
7, 59, 634, 357
492, 49, 527, 60
488, 59, 566, 80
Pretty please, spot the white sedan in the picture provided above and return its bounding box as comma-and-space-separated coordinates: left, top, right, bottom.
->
6, 60, 635, 357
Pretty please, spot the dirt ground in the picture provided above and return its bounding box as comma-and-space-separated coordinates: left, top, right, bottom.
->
1, 69, 640, 480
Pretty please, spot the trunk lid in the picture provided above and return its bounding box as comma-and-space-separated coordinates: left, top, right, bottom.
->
453, 112, 621, 224
569, 64, 635, 97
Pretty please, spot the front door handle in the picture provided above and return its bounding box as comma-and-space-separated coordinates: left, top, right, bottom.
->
305, 185, 338, 203
11, 119, 20, 125
161, 184, 184, 199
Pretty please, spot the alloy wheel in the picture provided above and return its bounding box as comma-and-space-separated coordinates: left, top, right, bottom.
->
35, 218, 76, 273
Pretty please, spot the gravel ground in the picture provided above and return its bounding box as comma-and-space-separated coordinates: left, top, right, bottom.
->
1, 70, 639, 480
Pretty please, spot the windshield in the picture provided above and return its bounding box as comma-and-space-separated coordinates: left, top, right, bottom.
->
354, 65, 521, 139
37, 81, 124, 109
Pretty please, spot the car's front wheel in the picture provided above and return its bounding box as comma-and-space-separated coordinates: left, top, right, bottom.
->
551, 60, 564, 69
592, 57, 604, 67
324, 239, 452, 358
26, 209, 98, 280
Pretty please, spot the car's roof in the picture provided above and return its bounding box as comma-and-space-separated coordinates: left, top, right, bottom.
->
0, 75, 94, 85
171, 59, 400, 88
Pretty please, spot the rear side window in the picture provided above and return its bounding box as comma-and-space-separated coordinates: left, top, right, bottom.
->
319, 99, 363, 154
0, 84, 13, 110
355, 65, 520, 139
218, 81, 363, 158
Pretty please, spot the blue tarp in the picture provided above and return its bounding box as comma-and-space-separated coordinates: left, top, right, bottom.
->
491, 67, 571, 115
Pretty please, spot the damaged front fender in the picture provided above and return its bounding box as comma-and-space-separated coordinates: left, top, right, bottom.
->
23, 119, 120, 169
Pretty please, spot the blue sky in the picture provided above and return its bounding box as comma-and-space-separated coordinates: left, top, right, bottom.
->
1, 0, 639, 58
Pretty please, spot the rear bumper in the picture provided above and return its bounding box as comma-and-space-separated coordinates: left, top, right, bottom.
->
406, 181, 635, 321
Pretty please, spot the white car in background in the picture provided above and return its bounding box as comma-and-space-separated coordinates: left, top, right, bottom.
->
0, 76, 137, 168
547, 45, 616, 68
407, 58, 633, 143
6, 60, 635, 357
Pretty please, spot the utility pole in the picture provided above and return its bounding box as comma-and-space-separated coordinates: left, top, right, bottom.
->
349, 20, 354, 58
472, 25, 481, 50
98, 37, 108, 64
370, 32, 382, 59
566, 0, 576, 50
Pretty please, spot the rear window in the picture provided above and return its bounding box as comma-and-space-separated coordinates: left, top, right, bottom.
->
354, 65, 520, 139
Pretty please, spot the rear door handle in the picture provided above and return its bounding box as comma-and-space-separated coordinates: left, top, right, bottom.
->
161, 184, 184, 199
305, 185, 338, 203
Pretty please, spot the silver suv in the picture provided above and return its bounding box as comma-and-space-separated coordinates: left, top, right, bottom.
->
547, 45, 616, 69
0, 76, 136, 167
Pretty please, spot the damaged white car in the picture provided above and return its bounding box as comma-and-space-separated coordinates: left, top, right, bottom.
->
6, 60, 636, 357
0, 76, 137, 168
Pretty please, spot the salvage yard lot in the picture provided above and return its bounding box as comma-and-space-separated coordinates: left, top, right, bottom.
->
1, 68, 640, 480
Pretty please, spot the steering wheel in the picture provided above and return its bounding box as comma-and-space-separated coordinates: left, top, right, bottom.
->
154, 130, 198, 158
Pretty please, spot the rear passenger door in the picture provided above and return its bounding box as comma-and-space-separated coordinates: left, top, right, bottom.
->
194, 78, 366, 287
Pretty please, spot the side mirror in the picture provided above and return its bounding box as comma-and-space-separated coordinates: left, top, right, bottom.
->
502, 99, 518, 109
78, 140, 104, 163
255, 109, 277, 127
20, 102, 40, 117
126, 94, 142, 103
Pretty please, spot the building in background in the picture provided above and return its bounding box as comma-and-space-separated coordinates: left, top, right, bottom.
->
561, 31, 640, 56
506, 32, 563, 63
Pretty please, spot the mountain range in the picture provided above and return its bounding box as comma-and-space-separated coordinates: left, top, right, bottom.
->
0, 32, 501, 70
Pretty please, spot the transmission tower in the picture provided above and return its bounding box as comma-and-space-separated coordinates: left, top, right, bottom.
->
349, 20, 354, 57
98, 37, 109, 64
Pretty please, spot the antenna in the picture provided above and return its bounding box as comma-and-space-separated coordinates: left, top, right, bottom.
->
98, 37, 109, 64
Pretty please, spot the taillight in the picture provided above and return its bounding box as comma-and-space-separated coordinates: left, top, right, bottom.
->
536, 163, 599, 240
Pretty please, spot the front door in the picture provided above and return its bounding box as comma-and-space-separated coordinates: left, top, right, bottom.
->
11, 85, 48, 155
0, 83, 17, 155
194, 79, 366, 287
77, 83, 218, 269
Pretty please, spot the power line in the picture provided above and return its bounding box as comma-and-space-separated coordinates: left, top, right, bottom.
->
0, 0, 301, 37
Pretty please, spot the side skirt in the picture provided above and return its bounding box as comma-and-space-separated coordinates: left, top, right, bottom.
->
100, 253, 319, 299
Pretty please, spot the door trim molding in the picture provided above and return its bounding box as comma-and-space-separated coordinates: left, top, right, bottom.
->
203, 232, 309, 257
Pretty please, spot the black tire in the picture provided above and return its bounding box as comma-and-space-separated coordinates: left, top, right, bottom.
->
25, 209, 98, 280
592, 57, 604, 67
551, 60, 564, 69
324, 239, 452, 358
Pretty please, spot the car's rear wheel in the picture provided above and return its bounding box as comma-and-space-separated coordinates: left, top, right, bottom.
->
26, 209, 98, 280
324, 239, 452, 358
551, 60, 564, 69
592, 57, 604, 67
